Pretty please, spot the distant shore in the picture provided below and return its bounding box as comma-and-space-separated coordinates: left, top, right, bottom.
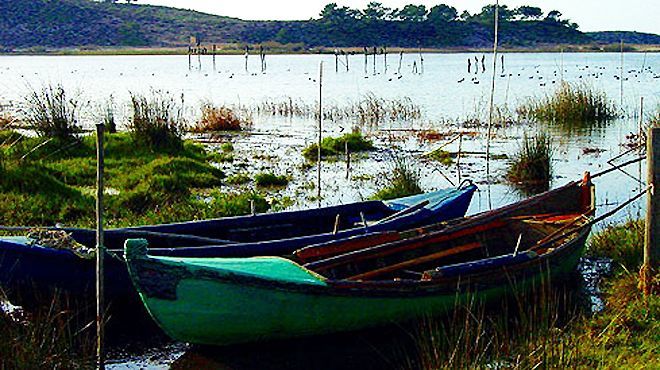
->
3, 43, 660, 56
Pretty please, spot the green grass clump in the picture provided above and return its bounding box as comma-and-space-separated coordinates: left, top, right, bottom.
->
506, 132, 554, 194
517, 82, 616, 127
226, 173, 251, 185
302, 132, 374, 161
22, 84, 81, 140
128, 89, 186, 151
255, 172, 289, 187
588, 219, 645, 272
220, 142, 234, 152
372, 156, 422, 200
424, 148, 454, 166
203, 191, 270, 216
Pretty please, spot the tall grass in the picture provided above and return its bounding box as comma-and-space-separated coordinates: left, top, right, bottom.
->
411, 285, 584, 369
0, 294, 94, 368
372, 155, 422, 200
128, 89, 186, 151
506, 132, 554, 194
192, 103, 252, 132
588, 219, 645, 272
102, 96, 117, 133
22, 84, 81, 140
517, 82, 616, 127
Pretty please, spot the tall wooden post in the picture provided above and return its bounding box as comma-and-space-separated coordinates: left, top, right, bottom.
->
317, 62, 323, 207
643, 127, 659, 295
95, 124, 105, 369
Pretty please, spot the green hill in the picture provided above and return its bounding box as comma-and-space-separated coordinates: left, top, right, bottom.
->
0, 0, 657, 51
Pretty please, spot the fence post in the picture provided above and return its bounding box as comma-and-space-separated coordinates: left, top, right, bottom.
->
643, 127, 659, 295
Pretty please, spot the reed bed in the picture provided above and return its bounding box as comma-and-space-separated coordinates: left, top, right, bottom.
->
22, 84, 81, 140
517, 82, 617, 127
241, 94, 421, 126
506, 132, 554, 194
128, 89, 186, 151
372, 154, 422, 200
193, 103, 252, 132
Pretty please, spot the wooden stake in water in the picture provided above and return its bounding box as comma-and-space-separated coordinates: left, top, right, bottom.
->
620, 39, 625, 109
345, 140, 351, 180
317, 62, 323, 207
95, 124, 105, 370
485, 0, 500, 197
643, 127, 659, 296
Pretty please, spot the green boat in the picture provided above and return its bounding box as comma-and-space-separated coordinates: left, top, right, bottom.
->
126, 175, 595, 346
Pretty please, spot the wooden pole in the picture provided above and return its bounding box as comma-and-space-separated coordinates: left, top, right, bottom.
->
95, 124, 105, 369
345, 140, 351, 180
620, 39, 624, 109
485, 0, 500, 199
643, 127, 659, 295
317, 62, 323, 207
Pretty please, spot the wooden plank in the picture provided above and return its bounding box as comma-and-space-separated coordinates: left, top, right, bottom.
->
346, 242, 482, 281
306, 219, 507, 272
643, 127, 659, 295
294, 232, 400, 263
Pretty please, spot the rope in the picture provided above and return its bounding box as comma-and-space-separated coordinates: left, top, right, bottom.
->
591, 155, 646, 179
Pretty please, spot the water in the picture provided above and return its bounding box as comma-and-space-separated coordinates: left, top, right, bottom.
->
1, 52, 658, 367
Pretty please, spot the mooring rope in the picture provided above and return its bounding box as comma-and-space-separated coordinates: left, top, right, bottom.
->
591, 155, 646, 179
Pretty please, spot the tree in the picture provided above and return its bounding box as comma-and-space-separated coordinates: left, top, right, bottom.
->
515, 6, 543, 20
546, 10, 562, 21
476, 4, 514, 23
320, 3, 358, 22
397, 4, 427, 22
427, 4, 458, 23
362, 2, 392, 21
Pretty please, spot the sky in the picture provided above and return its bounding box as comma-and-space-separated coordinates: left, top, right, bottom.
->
137, 0, 659, 34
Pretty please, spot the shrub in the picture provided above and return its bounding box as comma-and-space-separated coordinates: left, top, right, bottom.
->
302, 132, 374, 161
372, 155, 422, 200
22, 84, 81, 140
128, 89, 186, 151
192, 103, 251, 132
506, 132, 554, 194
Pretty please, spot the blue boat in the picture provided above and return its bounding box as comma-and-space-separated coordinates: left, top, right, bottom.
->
0, 184, 476, 310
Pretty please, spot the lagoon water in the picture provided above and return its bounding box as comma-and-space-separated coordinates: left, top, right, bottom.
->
0, 52, 658, 367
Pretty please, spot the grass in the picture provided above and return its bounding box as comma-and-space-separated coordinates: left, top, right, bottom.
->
411, 219, 659, 369
372, 155, 422, 200
22, 84, 81, 140
302, 132, 374, 161
0, 130, 274, 227
424, 148, 454, 166
128, 89, 186, 151
588, 219, 645, 272
226, 173, 251, 185
517, 82, 617, 129
255, 172, 289, 188
192, 103, 252, 132
506, 132, 554, 194
0, 294, 94, 368
245, 94, 421, 126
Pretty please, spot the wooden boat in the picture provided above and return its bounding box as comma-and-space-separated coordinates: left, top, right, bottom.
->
0, 185, 476, 308
126, 175, 594, 346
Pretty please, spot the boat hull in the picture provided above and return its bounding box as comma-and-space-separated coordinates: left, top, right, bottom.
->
127, 227, 589, 346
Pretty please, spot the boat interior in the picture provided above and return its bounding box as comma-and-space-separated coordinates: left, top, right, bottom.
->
295, 212, 591, 282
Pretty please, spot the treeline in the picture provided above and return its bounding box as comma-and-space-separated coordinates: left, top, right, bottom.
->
310, 3, 583, 47
0, 0, 657, 50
